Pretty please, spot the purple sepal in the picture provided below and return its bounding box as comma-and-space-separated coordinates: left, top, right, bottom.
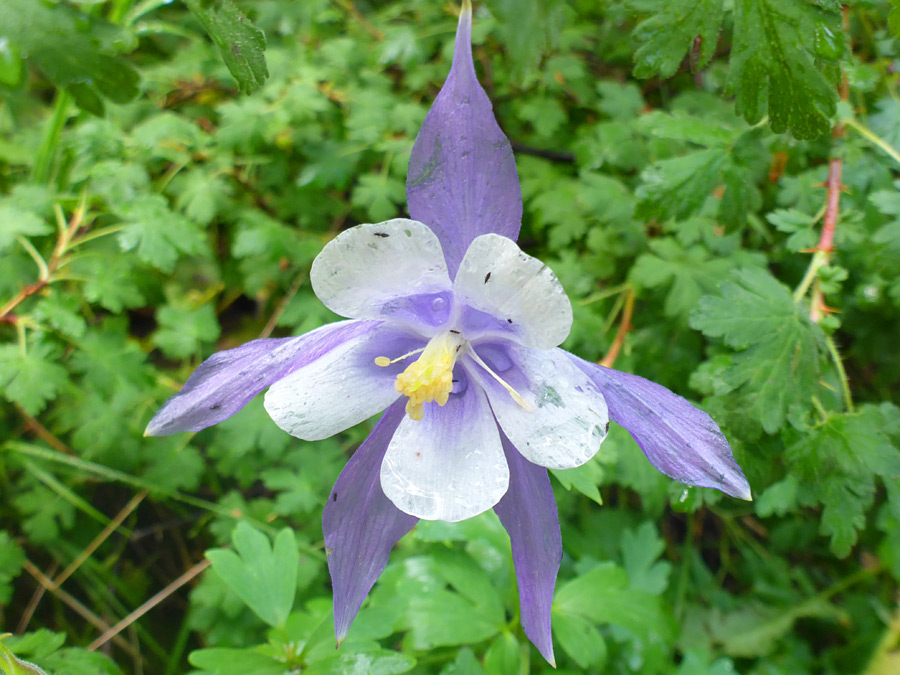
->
145, 320, 379, 436
406, 2, 523, 277
570, 355, 752, 500
323, 400, 418, 641
493, 432, 560, 667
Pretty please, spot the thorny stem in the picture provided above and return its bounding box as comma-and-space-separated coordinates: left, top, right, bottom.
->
600, 287, 635, 368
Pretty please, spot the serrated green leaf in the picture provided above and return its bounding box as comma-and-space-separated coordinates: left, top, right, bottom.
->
351, 173, 406, 222
205, 523, 298, 628
631, 0, 724, 79
116, 195, 207, 272
636, 148, 727, 221
0, 205, 51, 252
690, 268, 825, 433
152, 303, 220, 359
0, 531, 25, 605
0, 341, 68, 415
731, 0, 841, 139
630, 238, 740, 318
184, 0, 269, 94
0, 0, 139, 114
621, 522, 671, 595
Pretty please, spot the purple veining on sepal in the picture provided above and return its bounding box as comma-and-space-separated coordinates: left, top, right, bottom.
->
493, 432, 561, 667
406, 0, 523, 277
570, 355, 752, 500
144, 320, 379, 436
323, 400, 418, 641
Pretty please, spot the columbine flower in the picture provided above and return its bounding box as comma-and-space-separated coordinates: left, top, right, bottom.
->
146, 1, 750, 664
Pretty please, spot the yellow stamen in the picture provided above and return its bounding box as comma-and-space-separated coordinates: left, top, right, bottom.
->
373, 347, 425, 368
393, 331, 465, 421
466, 347, 533, 413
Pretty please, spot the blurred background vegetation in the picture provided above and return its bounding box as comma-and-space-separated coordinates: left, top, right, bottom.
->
1, 0, 899, 673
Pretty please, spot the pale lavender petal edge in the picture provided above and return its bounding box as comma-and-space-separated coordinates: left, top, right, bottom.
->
570, 354, 752, 500
406, 2, 522, 276
493, 432, 560, 667
145, 320, 379, 436
323, 400, 417, 641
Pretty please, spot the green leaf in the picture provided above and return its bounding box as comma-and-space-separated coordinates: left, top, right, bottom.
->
0, 531, 25, 605
552, 611, 607, 669
630, 0, 725, 79
152, 303, 221, 359
116, 195, 207, 272
553, 562, 676, 641
755, 475, 799, 517
0, 206, 50, 252
709, 598, 844, 657
483, 0, 569, 79
0, 341, 68, 415
690, 268, 826, 433
636, 149, 727, 221
551, 458, 604, 506
787, 406, 900, 556
0, 0, 139, 114
482, 633, 521, 675
188, 647, 286, 675
183, 0, 269, 95
0, 640, 48, 675
620, 522, 671, 595
351, 173, 406, 222
731, 0, 841, 139
205, 523, 299, 628
629, 238, 740, 319
871, 184, 900, 256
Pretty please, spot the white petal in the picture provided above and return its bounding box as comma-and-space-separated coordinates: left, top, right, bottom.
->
264, 328, 400, 441
380, 386, 508, 522
453, 234, 572, 349
469, 346, 609, 470
311, 219, 452, 320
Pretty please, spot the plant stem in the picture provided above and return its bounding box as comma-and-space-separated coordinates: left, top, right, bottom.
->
825, 334, 854, 413
844, 118, 900, 166
600, 288, 635, 368
31, 90, 71, 185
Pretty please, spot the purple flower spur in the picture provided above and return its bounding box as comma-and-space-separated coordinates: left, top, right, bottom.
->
145, 0, 750, 664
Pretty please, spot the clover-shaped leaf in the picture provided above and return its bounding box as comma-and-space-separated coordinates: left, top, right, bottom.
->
205, 522, 298, 629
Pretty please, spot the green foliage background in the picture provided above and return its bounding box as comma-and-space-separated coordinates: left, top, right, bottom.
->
1, 0, 899, 673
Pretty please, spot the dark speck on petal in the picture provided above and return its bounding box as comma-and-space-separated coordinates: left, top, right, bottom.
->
484, 272, 491, 283
373, 232, 390, 238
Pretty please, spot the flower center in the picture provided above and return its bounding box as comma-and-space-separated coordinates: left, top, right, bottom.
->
376, 330, 466, 421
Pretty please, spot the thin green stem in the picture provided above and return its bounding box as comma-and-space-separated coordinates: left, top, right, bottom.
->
578, 282, 630, 306
31, 90, 71, 185
844, 118, 900, 166
825, 334, 854, 413
793, 250, 828, 302
17, 236, 50, 281
63, 225, 126, 251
